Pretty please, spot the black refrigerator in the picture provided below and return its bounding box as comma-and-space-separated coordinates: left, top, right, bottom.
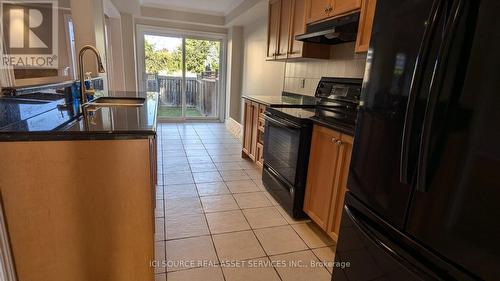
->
333, 0, 500, 280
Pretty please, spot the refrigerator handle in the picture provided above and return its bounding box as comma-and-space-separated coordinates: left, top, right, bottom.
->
400, 0, 445, 184
343, 204, 433, 279
416, 0, 473, 192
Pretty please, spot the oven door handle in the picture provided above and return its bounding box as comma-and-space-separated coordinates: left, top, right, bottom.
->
264, 114, 301, 129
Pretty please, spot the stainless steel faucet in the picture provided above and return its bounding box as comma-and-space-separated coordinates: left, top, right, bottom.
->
78, 45, 105, 104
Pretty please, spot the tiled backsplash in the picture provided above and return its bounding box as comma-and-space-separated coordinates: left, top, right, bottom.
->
284, 42, 367, 96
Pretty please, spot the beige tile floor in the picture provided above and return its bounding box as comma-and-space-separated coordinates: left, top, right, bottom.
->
154, 123, 335, 281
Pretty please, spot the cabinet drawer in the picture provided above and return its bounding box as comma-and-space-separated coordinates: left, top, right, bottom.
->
259, 104, 267, 118
256, 142, 264, 166
258, 117, 266, 133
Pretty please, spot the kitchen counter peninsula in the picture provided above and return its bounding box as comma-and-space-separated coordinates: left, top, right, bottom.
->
0, 91, 158, 141
0, 90, 158, 281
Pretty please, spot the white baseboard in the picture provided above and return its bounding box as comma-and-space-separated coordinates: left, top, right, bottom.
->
225, 118, 243, 141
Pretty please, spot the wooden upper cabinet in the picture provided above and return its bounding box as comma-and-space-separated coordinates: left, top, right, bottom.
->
332, 0, 361, 17
277, 0, 292, 59
269, 0, 374, 58
306, 0, 361, 24
261, 0, 331, 60
288, 0, 306, 58
267, 0, 281, 59
305, 0, 332, 24
303, 126, 342, 229
355, 0, 377, 52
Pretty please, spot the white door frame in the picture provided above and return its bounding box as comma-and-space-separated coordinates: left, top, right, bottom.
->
64, 14, 77, 80
136, 25, 227, 122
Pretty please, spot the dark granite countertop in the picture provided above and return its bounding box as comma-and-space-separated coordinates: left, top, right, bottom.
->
0, 91, 158, 141
310, 116, 355, 136
243, 93, 355, 136
242, 92, 317, 107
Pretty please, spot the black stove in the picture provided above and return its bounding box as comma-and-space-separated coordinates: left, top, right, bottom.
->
242, 92, 317, 108
263, 77, 362, 218
312, 77, 362, 135
266, 107, 316, 123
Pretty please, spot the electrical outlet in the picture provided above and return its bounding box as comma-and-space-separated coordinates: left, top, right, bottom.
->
300, 78, 305, 89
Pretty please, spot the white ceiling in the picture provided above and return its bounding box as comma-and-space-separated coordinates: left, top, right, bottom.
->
140, 0, 245, 15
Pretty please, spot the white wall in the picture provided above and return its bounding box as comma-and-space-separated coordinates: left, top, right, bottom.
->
70, 0, 106, 73
121, 13, 138, 91
226, 26, 243, 122
225, 0, 285, 123
284, 43, 367, 96
241, 13, 285, 98
105, 17, 126, 91
134, 18, 227, 35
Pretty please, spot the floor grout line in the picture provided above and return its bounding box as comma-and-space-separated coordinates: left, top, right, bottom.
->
156, 123, 333, 280
184, 124, 227, 281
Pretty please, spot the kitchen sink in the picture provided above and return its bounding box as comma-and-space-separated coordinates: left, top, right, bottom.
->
86, 97, 145, 107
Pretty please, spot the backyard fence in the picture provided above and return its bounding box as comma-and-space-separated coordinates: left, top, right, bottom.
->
145, 74, 218, 117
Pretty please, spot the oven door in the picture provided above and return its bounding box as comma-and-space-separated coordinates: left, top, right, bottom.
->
263, 113, 302, 186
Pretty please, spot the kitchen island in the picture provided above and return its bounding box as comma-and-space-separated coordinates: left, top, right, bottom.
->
0, 91, 158, 281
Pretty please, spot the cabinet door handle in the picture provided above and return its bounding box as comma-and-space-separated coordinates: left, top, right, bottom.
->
332, 137, 343, 145
324, 4, 331, 13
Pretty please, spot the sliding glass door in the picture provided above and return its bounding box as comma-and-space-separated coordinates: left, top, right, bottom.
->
137, 27, 224, 121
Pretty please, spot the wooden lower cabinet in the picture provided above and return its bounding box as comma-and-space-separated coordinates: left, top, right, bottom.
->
326, 133, 353, 240
250, 102, 260, 160
242, 98, 267, 167
303, 125, 353, 240
303, 126, 342, 229
0, 140, 155, 281
242, 99, 255, 159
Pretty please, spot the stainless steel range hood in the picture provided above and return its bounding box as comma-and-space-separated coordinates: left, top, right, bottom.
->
295, 12, 360, 45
